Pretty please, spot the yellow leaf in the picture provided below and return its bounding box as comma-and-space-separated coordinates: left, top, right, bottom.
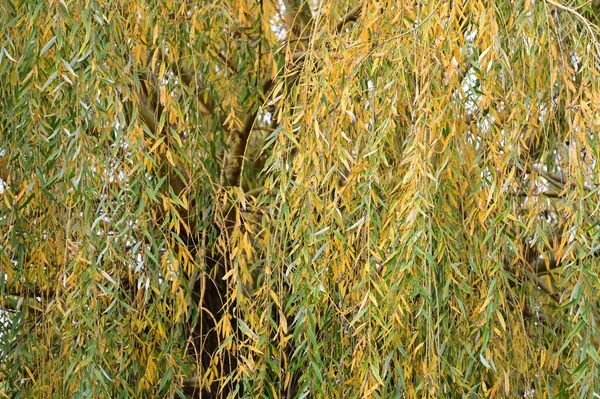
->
166, 149, 175, 167
496, 311, 506, 331
477, 295, 494, 315
222, 268, 236, 280
100, 270, 117, 286
77, 256, 91, 265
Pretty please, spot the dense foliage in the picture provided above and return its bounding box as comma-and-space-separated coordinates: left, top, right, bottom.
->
1, 0, 600, 397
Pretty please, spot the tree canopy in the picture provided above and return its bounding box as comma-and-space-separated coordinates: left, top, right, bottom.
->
1, 0, 600, 398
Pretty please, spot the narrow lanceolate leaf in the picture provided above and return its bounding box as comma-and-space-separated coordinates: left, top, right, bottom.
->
40, 36, 57, 57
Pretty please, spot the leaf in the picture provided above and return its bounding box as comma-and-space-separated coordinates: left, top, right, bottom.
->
479, 354, 491, 369
61, 58, 78, 77
100, 270, 117, 286
238, 320, 259, 341
41, 70, 58, 90
40, 36, 57, 56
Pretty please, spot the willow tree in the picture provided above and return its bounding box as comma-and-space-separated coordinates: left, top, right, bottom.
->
1, 0, 600, 397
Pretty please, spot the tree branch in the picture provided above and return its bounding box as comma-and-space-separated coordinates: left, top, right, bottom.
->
137, 88, 158, 134
176, 65, 216, 117
135, 69, 165, 135
511, 190, 562, 198
211, 46, 238, 75
531, 273, 561, 304
289, 3, 364, 63
335, 4, 363, 33
0, 294, 44, 313
531, 164, 568, 188
1, 282, 55, 301
224, 79, 274, 187
527, 241, 600, 275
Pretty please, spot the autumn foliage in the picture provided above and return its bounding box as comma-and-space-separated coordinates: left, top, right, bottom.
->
1, 0, 600, 398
